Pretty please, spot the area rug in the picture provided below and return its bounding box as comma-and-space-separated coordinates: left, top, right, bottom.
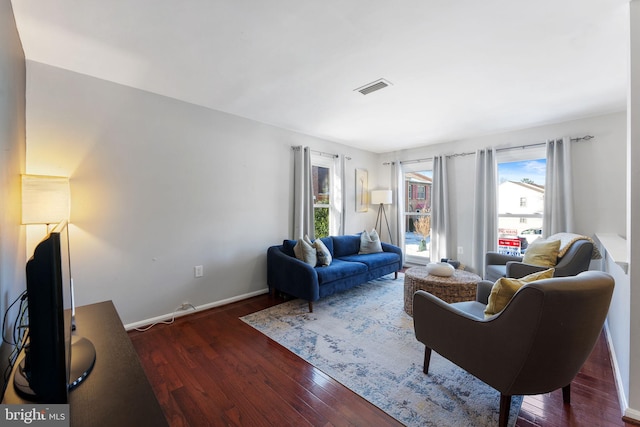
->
241, 275, 522, 426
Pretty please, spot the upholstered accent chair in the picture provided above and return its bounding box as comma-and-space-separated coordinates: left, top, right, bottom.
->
485, 238, 594, 282
413, 271, 614, 427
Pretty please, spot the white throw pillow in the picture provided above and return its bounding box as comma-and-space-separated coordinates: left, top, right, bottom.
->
359, 229, 383, 254
294, 236, 317, 266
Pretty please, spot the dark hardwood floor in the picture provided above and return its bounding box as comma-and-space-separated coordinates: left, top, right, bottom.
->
130, 293, 635, 427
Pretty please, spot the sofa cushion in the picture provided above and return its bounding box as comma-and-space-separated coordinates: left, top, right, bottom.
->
522, 238, 561, 267
315, 259, 368, 285
318, 237, 333, 256
485, 264, 507, 282
338, 252, 399, 270
282, 239, 297, 257
359, 229, 383, 254
332, 235, 362, 258
484, 268, 555, 318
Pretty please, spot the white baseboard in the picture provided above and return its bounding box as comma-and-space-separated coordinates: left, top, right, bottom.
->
124, 288, 270, 331
624, 407, 640, 423
604, 322, 633, 418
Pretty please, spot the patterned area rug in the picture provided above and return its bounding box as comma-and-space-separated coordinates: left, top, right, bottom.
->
241, 274, 522, 427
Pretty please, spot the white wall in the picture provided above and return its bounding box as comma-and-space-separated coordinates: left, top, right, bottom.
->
627, 0, 640, 420
24, 61, 380, 325
0, 0, 26, 379
597, 244, 631, 409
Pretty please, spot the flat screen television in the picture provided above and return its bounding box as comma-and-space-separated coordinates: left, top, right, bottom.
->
13, 220, 96, 403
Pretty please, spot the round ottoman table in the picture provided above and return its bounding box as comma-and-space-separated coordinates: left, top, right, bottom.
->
404, 266, 482, 316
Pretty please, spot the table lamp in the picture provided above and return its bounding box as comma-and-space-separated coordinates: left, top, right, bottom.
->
21, 174, 70, 226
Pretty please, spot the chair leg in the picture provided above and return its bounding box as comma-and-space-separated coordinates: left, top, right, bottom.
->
499, 394, 511, 427
423, 347, 432, 374
395, 271, 398, 279
562, 383, 571, 404
308, 301, 313, 313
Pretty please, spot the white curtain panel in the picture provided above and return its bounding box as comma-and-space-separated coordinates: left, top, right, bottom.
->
544, 137, 574, 236
292, 146, 315, 239
431, 155, 450, 262
472, 148, 498, 276
330, 154, 345, 236
392, 161, 406, 264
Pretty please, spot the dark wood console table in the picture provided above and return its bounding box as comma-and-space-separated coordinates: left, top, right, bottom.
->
3, 301, 168, 427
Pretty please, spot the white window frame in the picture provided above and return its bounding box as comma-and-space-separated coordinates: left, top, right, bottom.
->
402, 160, 434, 265
311, 154, 335, 238
497, 145, 546, 247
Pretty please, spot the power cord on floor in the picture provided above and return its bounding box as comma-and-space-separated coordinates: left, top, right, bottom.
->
134, 303, 196, 332
1, 291, 29, 398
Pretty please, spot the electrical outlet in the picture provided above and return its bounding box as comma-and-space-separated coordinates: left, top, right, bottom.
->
194, 265, 204, 278
457, 246, 464, 255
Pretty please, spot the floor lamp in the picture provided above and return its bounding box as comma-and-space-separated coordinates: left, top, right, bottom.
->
371, 190, 393, 244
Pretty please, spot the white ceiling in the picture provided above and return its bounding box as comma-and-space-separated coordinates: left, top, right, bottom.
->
11, 0, 629, 153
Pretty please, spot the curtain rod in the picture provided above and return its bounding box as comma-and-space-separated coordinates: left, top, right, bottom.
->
311, 149, 339, 159
291, 146, 339, 159
392, 135, 594, 165
496, 134, 594, 154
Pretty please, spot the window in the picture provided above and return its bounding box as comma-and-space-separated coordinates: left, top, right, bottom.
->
497, 148, 546, 253
311, 155, 335, 238
403, 167, 433, 264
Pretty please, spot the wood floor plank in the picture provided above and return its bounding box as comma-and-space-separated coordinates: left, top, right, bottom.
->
129, 294, 632, 427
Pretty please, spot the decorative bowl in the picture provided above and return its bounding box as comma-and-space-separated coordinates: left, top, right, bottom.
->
426, 261, 455, 277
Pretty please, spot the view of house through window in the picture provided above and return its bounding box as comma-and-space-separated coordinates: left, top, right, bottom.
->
404, 169, 433, 263
312, 163, 331, 238
497, 158, 546, 255
399, 155, 544, 261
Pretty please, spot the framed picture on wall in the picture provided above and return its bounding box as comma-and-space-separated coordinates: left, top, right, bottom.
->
356, 168, 368, 212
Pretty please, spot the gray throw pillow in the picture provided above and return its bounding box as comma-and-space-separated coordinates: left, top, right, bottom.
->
294, 237, 317, 266
311, 237, 332, 266
359, 229, 383, 254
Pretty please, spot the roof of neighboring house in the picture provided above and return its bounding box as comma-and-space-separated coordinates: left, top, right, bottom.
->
501, 180, 545, 193
406, 172, 432, 184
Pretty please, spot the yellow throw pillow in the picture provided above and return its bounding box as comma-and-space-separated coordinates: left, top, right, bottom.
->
522, 239, 561, 267
484, 268, 555, 318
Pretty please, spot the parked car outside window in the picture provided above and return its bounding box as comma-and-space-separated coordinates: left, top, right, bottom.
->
519, 228, 542, 244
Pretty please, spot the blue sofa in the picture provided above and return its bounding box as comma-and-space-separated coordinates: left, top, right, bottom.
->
267, 234, 403, 312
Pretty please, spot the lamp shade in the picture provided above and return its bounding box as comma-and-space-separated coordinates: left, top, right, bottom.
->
371, 190, 392, 205
22, 175, 70, 225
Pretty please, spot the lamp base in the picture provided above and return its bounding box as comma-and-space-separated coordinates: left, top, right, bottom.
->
374, 203, 393, 245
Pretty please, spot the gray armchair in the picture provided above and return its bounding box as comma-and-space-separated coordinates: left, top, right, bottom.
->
413, 271, 614, 427
485, 238, 594, 282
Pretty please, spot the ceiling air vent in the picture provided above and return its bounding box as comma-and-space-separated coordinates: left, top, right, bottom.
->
354, 78, 393, 95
